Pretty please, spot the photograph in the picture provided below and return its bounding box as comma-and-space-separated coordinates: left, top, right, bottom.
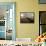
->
20, 12, 34, 23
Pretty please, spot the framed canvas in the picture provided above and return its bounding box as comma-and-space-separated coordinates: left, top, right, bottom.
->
39, 0, 46, 4
20, 12, 34, 23
0, 2, 16, 40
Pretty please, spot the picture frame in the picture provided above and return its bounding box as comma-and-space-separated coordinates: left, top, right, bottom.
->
39, 11, 46, 35
39, 0, 46, 4
20, 12, 34, 23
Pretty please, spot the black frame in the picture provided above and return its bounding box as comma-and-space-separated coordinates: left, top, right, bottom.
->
39, 11, 46, 35
39, 0, 46, 4
20, 12, 35, 23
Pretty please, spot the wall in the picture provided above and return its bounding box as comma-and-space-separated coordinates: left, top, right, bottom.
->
0, 0, 45, 40
16, 0, 39, 39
